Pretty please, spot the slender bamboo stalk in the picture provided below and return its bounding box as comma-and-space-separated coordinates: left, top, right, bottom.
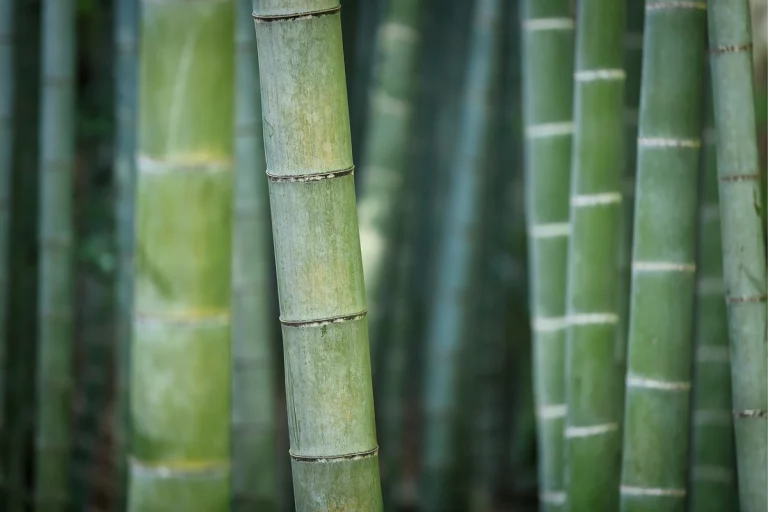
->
520, 1, 574, 510
0, 0, 14, 498
35, 0, 75, 508
357, 0, 423, 378
564, 0, 627, 509
232, 0, 275, 509
420, 0, 501, 509
619, 2, 707, 510
129, 0, 235, 509
708, 1, 768, 510
688, 80, 737, 512
113, 0, 138, 507
252, 2, 383, 509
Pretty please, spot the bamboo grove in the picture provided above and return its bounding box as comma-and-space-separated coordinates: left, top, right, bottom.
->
0, 0, 766, 511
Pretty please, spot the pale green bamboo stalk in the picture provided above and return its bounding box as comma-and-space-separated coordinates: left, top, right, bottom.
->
35, 0, 75, 508
688, 80, 737, 512
231, 0, 276, 509
113, 0, 138, 507
708, 1, 768, 510
129, 1, 235, 509
619, 2, 707, 510
0, 0, 14, 497
420, 0, 502, 509
565, 0, 627, 509
252, 2, 383, 509
357, 0, 423, 377
520, 1, 574, 510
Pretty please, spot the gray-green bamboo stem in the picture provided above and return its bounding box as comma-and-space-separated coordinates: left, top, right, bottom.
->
232, 0, 276, 509
35, 0, 75, 508
688, 80, 738, 512
565, 0, 627, 509
520, 1, 574, 510
708, 1, 768, 510
620, 2, 707, 510
252, 2, 383, 509
129, 1, 235, 509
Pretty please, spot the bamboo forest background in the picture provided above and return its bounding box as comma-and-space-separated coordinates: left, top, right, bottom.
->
0, 0, 766, 511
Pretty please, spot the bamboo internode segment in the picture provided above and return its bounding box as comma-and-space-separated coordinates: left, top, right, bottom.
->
253, 1, 383, 508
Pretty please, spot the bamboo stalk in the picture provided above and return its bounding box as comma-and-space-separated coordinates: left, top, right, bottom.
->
688, 80, 738, 512
564, 0, 627, 509
128, 0, 235, 509
252, 2, 383, 509
231, 0, 276, 509
419, 0, 502, 509
35, 0, 75, 508
520, 1, 574, 510
708, 1, 768, 510
619, 2, 707, 510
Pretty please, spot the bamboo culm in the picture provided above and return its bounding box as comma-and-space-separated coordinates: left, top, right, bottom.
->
253, 1, 383, 509
520, 1, 574, 510
35, 0, 75, 508
129, 0, 235, 509
564, 0, 627, 509
232, 0, 276, 509
619, 2, 707, 510
419, 0, 502, 509
708, 1, 768, 510
688, 80, 738, 512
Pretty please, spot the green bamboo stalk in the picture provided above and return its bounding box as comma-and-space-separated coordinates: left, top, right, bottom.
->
419, 0, 501, 509
619, 2, 707, 510
113, 0, 138, 507
708, 1, 768, 510
128, 0, 235, 509
564, 0, 627, 509
688, 80, 737, 512
0, 0, 14, 498
520, 1, 574, 510
231, 0, 276, 509
35, 0, 75, 508
357, 0, 422, 378
252, 2, 383, 509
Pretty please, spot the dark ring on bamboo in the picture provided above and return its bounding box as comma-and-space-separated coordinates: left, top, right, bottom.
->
42, 75, 74, 87
733, 409, 768, 418
290, 446, 378, 463
279, 309, 367, 327
253, 5, 341, 22
718, 173, 760, 182
266, 165, 355, 183
711, 43, 753, 55
726, 294, 768, 304
233, 357, 266, 369
42, 159, 71, 173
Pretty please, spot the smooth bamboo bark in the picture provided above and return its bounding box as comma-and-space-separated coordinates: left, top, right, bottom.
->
357, 0, 422, 377
708, 1, 768, 510
688, 83, 737, 512
232, 0, 276, 509
113, 0, 138, 507
129, 1, 235, 509
620, 3, 706, 510
565, 0, 627, 509
252, 2, 383, 509
420, 0, 501, 509
520, 1, 574, 510
35, 0, 75, 508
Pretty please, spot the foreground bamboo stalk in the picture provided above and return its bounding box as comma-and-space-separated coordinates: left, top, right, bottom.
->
420, 0, 501, 509
708, 1, 768, 510
565, 0, 627, 509
520, 1, 574, 510
35, 0, 75, 508
619, 2, 707, 510
232, 0, 276, 509
129, 0, 235, 509
252, 2, 383, 509
689, 82, 737, 512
